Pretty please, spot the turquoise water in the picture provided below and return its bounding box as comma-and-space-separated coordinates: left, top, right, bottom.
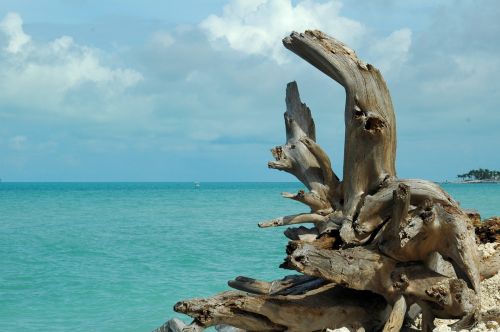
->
1, 182, 499, 331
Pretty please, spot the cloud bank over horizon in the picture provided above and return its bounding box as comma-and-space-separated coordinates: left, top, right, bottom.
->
0, 12, 143, 119
0, 0, 498, 181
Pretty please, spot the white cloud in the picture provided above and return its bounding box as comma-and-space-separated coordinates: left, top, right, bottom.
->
368, 28, 412, 75
0, 12, 143, 119
200, 0, 365, 63
0, 12, 31, 54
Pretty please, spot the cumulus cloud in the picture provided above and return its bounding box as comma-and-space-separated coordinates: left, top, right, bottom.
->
0, 12, 143, 119
0, 12, 31, 54
200, 0, 365, 63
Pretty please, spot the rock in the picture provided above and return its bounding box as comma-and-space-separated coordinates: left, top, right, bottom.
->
326, 325, 365, 332
480, 273, 500, 313
469, 321, 499, 332
476, 217, 500, 244
478, 242, 500, 279
466, 210, 482, 227
153, 318, 187, 332
479, 243, 498, 260
432, 325, 452, 332
485, 321, 499, 330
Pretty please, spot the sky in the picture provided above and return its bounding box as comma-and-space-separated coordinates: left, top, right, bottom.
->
0, 0, 498, 182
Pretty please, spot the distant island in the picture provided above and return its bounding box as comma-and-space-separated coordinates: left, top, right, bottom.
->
457, 168, 500, 183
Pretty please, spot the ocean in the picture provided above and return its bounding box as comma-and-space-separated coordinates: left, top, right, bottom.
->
1, 182, 499, 331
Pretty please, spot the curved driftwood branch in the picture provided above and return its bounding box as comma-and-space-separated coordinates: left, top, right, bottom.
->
283, 30, 396, 218
258, 213, 326, 228
174, 286, 390, 332
227, 274, 323, 296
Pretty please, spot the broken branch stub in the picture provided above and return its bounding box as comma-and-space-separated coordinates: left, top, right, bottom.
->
268, 81, 339, 214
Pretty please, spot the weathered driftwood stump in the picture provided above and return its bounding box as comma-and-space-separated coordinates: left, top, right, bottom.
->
160, 30, 481, 332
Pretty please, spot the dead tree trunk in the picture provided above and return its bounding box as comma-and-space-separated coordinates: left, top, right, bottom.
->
158, 30, 481, 332
283, 30, 397, 222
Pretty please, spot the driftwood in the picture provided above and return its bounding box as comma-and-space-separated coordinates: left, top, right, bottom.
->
174, 286, 390, 332
158, 30, 482, 331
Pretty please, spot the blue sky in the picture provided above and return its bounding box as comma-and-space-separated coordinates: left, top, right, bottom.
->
0, 0, 498, 181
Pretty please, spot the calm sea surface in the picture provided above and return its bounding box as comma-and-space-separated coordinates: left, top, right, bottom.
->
1, 182, 499, 331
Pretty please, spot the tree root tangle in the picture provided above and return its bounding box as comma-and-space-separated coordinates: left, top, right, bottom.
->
157, 30, 483, 332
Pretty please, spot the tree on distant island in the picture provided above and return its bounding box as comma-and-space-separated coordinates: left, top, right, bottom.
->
457, 168, 500, 181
